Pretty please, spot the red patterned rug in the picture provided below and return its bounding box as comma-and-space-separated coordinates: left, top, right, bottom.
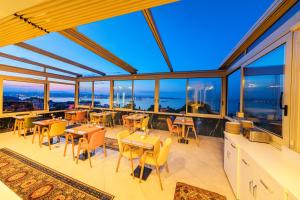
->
174, 182, 227, 200
0, 148, 114, 200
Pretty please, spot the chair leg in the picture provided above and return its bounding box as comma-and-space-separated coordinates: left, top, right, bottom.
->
155, 165, 163, 190
139, 162, 145, 183
48, 135, 52, 150
103, 144, 107, 158
32, 125, 37, 144
88, 150, 92, 168
13, 120, 17, 134
23, 128, 27, 139
71, 136, 75, 160
63, 134, 69, 157
76, 144, 81, 164
165, 162, 169, 173
116, 153, 122, 172
130, 150, 134, 179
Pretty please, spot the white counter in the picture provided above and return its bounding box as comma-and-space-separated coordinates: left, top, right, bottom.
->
225, 132, 300, 199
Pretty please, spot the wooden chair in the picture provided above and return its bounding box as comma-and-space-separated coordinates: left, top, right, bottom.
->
186, 122, 198, 143
115, 130, 143, 177
134, 117, 150, 133
21, 117, 35, 138
166, 118, 181, 137
71, 111, 87, 124
139, 138, 172, 190
76, 129, 107, 168
112, 112, 122, 126
122, 115, 133, 129
40, 121, 67, 150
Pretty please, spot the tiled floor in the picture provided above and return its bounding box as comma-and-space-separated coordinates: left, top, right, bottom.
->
0, 126, 236, 200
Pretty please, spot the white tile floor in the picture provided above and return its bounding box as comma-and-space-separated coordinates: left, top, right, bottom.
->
0, 126, 236, 200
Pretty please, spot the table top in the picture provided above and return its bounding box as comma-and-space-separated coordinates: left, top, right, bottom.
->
91, 111, 116, 117
65, 124, 104, 136
121, 132, 160, 150
125, 114, 148, 121
33, 119, 65, 126
65, 110, 88, 114
174, 116, 194, 126
13, 114, 41, 120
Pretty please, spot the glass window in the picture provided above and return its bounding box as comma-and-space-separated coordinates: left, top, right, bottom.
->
113, 80, 133, 109
227, 69, 241, 117
3, 80, 44, 113
133, 80, 155, 111
79, 82, 93, 106
159, 79, 186, 113
49, 83, 75, 111
94, 81, 110, 108
244, 45, 285, 136
187, 78, 221, 114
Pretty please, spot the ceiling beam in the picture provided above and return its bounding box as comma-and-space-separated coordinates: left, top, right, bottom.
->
142, 9, 173, 72
15, 42, 106, 76
59, 28, 137, 74
0, 64, 76, 81
0, 52, 80, 77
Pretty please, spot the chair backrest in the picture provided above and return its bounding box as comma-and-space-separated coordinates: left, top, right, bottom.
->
157, 138, 172, 166
75, 111, 86, 121
116, 130, 130, 152
24, 117, 35, 128
88, 129, 106, 149
166, 118, 173, 131
142, 117, 149, 130
65, 113, 72, 121
105, 114, 112, 123
49, 121, 67, 137
122, 115, 128, 124
89, 112, 96, 120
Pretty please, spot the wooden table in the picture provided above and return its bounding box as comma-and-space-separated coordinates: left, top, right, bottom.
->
64, 124, 104, 160
125, 114, 148, 121
32, 118, 65, 145
121, 132, 160, 180
174, 116, 194, 144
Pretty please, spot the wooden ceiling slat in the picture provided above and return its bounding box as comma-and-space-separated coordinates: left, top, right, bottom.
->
0, 52, 80, 77
142, 9, 173, 72
60, 28, 137, 74
0, 64, 76, 81
15, 42, 106, 76
0, 0, 177, 46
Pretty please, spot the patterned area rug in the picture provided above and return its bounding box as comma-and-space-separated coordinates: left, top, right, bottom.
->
174, 182, 226, 200
0, 148, 114, 200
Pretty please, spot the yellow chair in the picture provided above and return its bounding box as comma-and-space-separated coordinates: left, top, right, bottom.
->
134, 117, 150, 133
22, 117, 36, 138
40, 121, 67, 150
139, 138, 172, 190
115, 130, 143, 177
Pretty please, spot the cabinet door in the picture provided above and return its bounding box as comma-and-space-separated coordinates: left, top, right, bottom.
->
228, 141, 238, 195
239, 157, 255, 200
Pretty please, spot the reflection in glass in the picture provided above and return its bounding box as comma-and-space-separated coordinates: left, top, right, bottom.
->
187, 78, 221, 114
244, 45, 285, 136
227, 70, 241, 117
3, 80, 44, 112
79, 82, 93, 106
159, 79, 186, 113
114, 81, 133, 109
49, 83, 75, 111
94, 81, 110, 108
133, 80, 155, 111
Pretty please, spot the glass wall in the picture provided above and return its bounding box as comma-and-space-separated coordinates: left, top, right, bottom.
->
243, 45, 285, 136
113, 80, 133, 109
227, 69, 241, 117
187, 78, 221, 114
49, 83, 75, 111
79, 82, 93, 106
159, 79, 186, 113
94, 81, 110, 108
133, 80, 155, 111
3, 80, 44, 113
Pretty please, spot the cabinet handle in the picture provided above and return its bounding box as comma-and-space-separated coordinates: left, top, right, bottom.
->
242, 159, 248, 166
231, 143, 236, 148
253, 185, 257, 199
260, 179, 270, 192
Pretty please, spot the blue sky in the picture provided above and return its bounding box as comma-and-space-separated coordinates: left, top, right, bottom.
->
0, 0, 274, 77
